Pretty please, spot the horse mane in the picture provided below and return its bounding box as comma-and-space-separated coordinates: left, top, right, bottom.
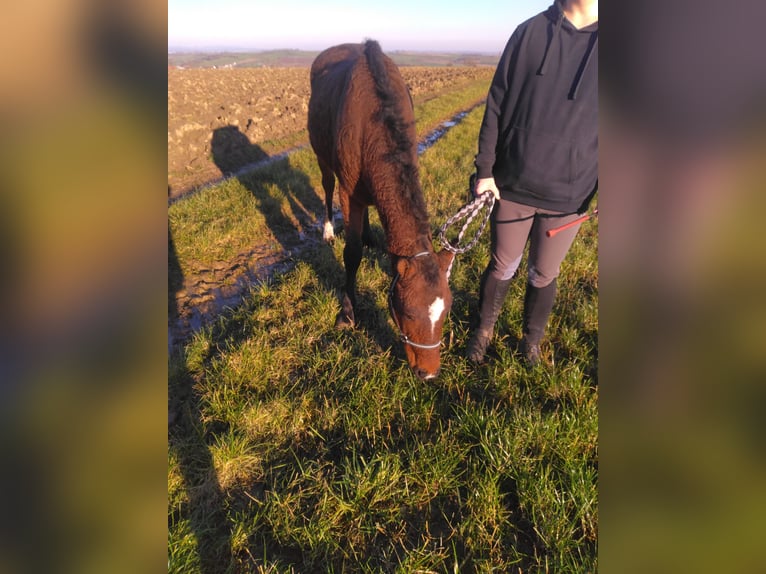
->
363, 40, 431, 240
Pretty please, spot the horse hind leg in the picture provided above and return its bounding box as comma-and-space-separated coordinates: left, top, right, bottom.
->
318, 159, 336, 242
336, 199, 365, 328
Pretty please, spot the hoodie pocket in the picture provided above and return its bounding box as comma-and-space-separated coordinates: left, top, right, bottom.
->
503, 126, 575, 192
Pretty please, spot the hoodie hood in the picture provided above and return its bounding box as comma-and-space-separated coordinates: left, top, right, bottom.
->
539, 1, 598, 99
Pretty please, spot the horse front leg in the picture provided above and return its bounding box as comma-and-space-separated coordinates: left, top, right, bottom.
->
361, 207, 374, 248
336, 198, 365, 328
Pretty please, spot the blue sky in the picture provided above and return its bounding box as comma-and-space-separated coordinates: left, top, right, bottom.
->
168, 0, 553, 53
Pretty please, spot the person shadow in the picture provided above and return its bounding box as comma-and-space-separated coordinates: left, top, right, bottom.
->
168, 184, 234, 572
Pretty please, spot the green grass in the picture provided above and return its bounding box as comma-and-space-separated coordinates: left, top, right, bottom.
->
413, 77, 492, 139
169, 102, 598, 572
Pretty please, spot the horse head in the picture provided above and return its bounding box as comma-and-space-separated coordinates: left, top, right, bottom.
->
389, 249, 455, 379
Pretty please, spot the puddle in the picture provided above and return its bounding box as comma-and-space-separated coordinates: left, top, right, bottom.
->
417, 109, 474, 155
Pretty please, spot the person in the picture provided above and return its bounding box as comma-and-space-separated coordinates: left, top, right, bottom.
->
466, 0, 598, 365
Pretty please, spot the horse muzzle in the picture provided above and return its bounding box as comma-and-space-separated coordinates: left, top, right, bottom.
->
404, 345, 441, 380
415, 367, 440, 380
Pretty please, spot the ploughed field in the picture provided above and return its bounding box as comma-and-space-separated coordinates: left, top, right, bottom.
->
168, 66, 495, 196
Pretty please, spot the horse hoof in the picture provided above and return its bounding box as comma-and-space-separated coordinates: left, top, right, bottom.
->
335, 313, 354, 329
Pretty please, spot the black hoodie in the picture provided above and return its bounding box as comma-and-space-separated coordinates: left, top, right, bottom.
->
475, 1, 598, 213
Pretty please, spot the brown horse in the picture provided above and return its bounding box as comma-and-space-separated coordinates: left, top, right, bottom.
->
308, 40, 455, 380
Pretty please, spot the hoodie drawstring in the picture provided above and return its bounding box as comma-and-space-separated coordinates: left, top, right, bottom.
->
537, 9, 564, 76
570, 30, 598, 100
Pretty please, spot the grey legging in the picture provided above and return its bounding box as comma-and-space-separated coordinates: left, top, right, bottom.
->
487, 198, 585, 287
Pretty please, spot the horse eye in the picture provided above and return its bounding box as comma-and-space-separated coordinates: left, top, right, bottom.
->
400, 309, 416, 321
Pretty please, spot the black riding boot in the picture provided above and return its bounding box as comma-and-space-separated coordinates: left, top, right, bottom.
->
520, 278, 557, 366
466, 271, 512, 364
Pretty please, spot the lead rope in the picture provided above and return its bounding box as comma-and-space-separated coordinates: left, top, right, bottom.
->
438, 186, 495, 256
435, 180, 495, 349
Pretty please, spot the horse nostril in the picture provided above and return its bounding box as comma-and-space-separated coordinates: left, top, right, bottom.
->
416, 368, 438, 380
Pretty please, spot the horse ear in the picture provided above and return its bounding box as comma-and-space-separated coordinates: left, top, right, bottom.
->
437, 249, 456, 280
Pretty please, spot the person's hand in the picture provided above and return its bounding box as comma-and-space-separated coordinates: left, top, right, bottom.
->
474, 177, 500, 201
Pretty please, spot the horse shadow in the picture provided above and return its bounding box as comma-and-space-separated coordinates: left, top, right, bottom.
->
211, 126, 322, 254
210, 125, 395, 353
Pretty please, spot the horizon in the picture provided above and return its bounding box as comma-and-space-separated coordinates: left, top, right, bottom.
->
167, 46, 503, 55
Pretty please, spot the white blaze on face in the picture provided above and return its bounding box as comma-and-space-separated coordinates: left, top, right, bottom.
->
428, 296, 445, 337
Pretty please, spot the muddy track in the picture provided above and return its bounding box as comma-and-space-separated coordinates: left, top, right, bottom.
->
169, 238, 314, 350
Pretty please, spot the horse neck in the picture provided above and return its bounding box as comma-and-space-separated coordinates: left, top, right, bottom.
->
371, 175, 433, 257
361, 115, 431, 256
385, 221, 433, 258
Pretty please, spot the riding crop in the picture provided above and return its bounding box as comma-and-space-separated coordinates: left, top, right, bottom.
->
546, 208, 598, 238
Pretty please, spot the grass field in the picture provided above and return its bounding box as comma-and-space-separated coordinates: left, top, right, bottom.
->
168, 91, 598, 572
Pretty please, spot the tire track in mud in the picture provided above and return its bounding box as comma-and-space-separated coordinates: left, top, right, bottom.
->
169, 105, 482, 349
